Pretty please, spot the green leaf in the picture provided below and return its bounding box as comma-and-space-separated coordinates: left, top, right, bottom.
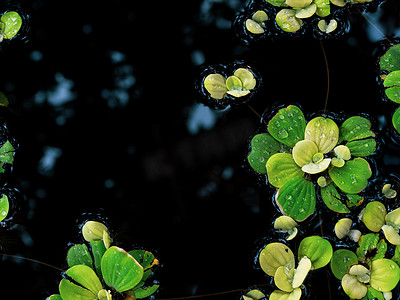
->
91, 241, 107, 277
275, 176, 316, 221
259, 242, 295, 276
59, 278, 97, 300
276, 9, 302, 33
0, 140, 14, 166
314, 0, 330, 17
304, 117, 339, 154
342, 274, 368, 299
298, 236, 333, 270
361, 287, 384, 300
67, 244, 94, 269
292, 140, 318, 167
356, 234, 387, 263
0, 11, 22, 40
385, 86, 400, 103
328, 158, 372, 194
345, 139, 376, 157
346, 193, 363, 208
392, 245, 400, 267
128, 250, 157, 270
247, 133, 285, 174
0, 194, 9, 222
132, 284, 160, 299
383, 70, 400, 87
370, 258, 400, 292
393, 106, 400, 134
233, 68, 256, 90
226, 75, 243, 91
0, 92, 9, 107
65, 265, 103, 295
203, 74, 227, 100
380, 44, 400, 72
320, 183, 350, 213
265, 0, 286, 6
266, 153, 303, 188
268, 105, 307, 148
330, 249, 358, 280
101, 246, 144, 292
361, 201, 386, 232
340, 116, 374, 142
274, 265, 294, 292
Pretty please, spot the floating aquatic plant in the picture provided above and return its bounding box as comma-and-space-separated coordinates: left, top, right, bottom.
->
247, 105, 375, 221
0, 11, 22, 42
47, 221, 159, 300
331, 240, 400, 300
246, 10, 269, 34
258, 236, 332, 299
379, 43, 400, 135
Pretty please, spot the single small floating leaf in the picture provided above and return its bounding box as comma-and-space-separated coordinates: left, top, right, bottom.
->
382, 225, 400, 245
65, 265, 102, 295
0, 11, 22, 40
128, 249, 158, 270
304, 116, 339, 154
345, 139, 376, 157
334, 218, 352, 239
203, 74, 227, 100
248, 133, 285, 174
380, 44, 400, 72
361, 201, 386, 232
342, 274, 368, 299
275, 9, 302, 33
59, 278, 97, 300
67, 244, 94, 269
226, 75, 243, 91
269, 288, 301, 300
292, 256, 311, 288
340, 116, 374, 142
101, 246, 144, 292
292, 140, 318, 167
242, 289, 266, 300
246, 19, 264, 34
330, 249, 358, 280
234, 68, 256, 90
356, 233, 385, 263
393, 106, 400, 134
383, 70, 400, 88
370, 259, 400, 292
0, 92, 9, 107
321, 183, 350, 213
318, 19, 337, 33
328, 158, 372, 194
91, 240, 107, 277
297, 236, 333, 269
266, 153, 303, 188
259, 242, 295, 277
385, 86, 400, 103
132, 284, 160, 299
295, 4, 317, 18
268, 105, 306, 148
276, 176, 316, 221
286, 0, 312, 9
314, 0, 330, 17
274, 265, 294, 292
0, 194, 9, 222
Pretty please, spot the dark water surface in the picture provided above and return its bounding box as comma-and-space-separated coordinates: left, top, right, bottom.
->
0, 0, 400, 299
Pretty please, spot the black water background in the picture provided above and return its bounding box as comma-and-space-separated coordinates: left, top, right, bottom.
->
0, 0, 399, 299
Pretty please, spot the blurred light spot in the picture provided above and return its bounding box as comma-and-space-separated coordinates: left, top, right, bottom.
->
187, 103, 217, 134
191, 50, 205, 66
30, 50, 43, 61
365, 10, 386, 43
222, 166, 233, 180
34, 72, 76, 107
38, 146, 62, 176
197, 181, 217, 198
104, 178, 115, 189
109, 50, 126, 64
127, 145, 136, 155
82, 24, 92, 35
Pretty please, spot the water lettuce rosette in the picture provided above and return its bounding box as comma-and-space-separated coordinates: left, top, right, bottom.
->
248, 105, 375, 221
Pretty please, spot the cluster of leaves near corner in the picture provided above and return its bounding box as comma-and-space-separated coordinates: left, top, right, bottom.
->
48, 242, 159, 300
330, 232, 400, 299
0, 140, 15, 222
0, 11, 22, 42
258, 236, 332, 299
262, 0, 372, 34
379, 43, 400, 135
247, 105, 376, 221
203, 68, 256, 100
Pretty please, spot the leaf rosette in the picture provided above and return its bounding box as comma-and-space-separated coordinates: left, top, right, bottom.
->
248, 105, 375, 221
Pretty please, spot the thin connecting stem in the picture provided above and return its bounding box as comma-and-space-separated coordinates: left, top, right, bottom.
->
357, 8, 392, 44
0, 253, 64, 272
319, 40, 330, 114
246, 103, 268, 127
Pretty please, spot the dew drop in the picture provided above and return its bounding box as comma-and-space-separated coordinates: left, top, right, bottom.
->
278, 129, 289, 138
279, 114, 285, 119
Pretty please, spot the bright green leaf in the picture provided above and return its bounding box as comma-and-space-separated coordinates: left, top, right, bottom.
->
59, 278, 97, 300
275, 176, 316, 221
276, 9, 303, 32
356, 233, 385, 263
393, 106, 400, 134
265, 0, 286, 6
383, 70, 400, 87
91, 240, 106, 277
226, 75, 243, 91
128, 249, 157, 270
67, 244, 94, 269
320, 183, 350, 213
342, 274, 368, 299
233, 68, 256, 90
345, 139, 376, 157
362, 287, 384, 300
0, 11, 22, 40
132, 284, 160, 299
329, 158, 372, 194
266, 153, 304, 188
385, 86, 400, 103
0, 194, 9, 222
292, 140, 318, 167
330, 249, 358, 280
269, 288, 302, 300
47, 295, 63, 300
340, 116, 374, 142
65, 265, 102, 295
314, 0, 330, 17
268, 105, 307, 147
247, 133, 286, 174
274, 265, 294, 292
380, 44, 400, 72
203, 74, 227, 100
101, 246, 144, 292
0, 140, 14, 166
298, 236, 333, 269
370, 258, 400, 292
